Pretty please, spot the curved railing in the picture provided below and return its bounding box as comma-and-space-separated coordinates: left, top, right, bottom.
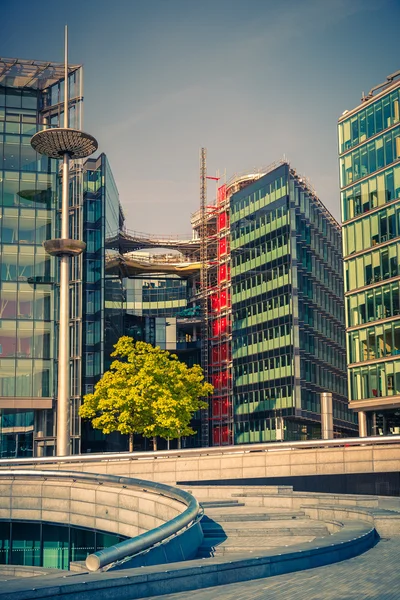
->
0, 470, 202, 572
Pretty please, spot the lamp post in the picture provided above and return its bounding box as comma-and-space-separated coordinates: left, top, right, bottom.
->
31, 26, 98, 456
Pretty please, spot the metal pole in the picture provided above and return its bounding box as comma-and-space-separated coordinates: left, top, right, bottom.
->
64, 25, 68, 129
358, 410, 367, 437
57, 26, 70, 456
320, 392, 334, 440
30, 25, 98, 456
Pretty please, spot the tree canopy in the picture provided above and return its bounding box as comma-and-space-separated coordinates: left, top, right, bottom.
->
79, 336, 213, 450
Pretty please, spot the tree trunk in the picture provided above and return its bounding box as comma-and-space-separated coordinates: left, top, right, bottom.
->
129, 433, 134, 453
177, 437, 182, 449
167, 438, 170, 450
153, 436, 157, 451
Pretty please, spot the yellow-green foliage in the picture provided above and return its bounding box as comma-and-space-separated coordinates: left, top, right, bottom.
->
79, 336, 213, 443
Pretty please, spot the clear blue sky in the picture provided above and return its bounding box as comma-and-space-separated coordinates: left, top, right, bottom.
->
2, 0, 399, 234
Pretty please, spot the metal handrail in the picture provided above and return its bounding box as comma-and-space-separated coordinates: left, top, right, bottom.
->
0, 435, 399, 468
102, 507, 204, 572
0, 470, 201, 572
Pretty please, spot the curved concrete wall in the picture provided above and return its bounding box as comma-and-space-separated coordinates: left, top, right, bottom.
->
0, 471, 203, 571
0, 476, 184, 538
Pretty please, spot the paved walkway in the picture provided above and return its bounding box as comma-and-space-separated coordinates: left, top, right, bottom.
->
145, 538, 400, 600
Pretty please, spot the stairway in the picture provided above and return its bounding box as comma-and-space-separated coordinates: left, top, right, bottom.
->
197, 498, 331, 558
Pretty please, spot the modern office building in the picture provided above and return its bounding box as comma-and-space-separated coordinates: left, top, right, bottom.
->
0, 59, 127, 457
340, 72, 400, 436
0, 55, 362, 456
0, 59, 86, 457
229, 161, 357, 442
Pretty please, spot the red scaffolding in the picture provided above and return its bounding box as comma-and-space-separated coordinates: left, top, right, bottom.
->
208, 182, 233, 446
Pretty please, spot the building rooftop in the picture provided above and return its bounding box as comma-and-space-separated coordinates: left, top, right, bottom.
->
0, 57, 81, 90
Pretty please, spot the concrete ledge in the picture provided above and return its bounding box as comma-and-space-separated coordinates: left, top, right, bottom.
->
302, 503, 400, 538
0, 565, 65, 579
0, 520, 376, 599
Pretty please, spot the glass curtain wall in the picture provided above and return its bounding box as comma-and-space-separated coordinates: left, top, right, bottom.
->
0, 62, 85, 456
340, 78, 400, 435
230, 163, 355, 443
81, 154, 125, 453
0, 521, 125, 570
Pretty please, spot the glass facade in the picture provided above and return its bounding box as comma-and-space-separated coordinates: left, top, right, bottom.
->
82, 154, 125, 389
0, 63, 83, 457
231, 163, 356, 443
0, 520, 125, 569
340, 76, 400, 435
125, 276, 187, 317
80, 155, 127, 453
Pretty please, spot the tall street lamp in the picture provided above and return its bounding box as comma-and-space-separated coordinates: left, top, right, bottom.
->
31, 26, 98, 456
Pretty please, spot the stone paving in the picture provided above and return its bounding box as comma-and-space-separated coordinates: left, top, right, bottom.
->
145, 538, 400, 600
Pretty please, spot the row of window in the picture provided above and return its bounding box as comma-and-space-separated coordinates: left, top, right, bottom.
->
297, 246, 343, 300
350, 358, 400, 401
234, 388, 293, 414
349, 319, 400, 364
0, 327, 52, 360
235, 353, 292, 376
232, 260, 290, 294
295, 214, 342, 275
1, 246, 52, 283
298, 299, 345, 347
233, 289, 290, 326
0, 118, 37, 136
0, 133, 50, 173
301, 358, 346, 396
0, 89, 38, 109
232, 234, 289, 278
345, 241, 400, 291
233, 323, 291, 352
298, 271, 343, 322
300, 330, 346, 372
343, 198, 400, 255
300, 389, 355, 422
0, 170, 57, 210
231, 202, 288, 244
0, 361, 51, 397
291, 180, 342, 251
341, 163, 400, 222
0, 283, 52, 321
230, 175, 287, 223
339, 88, 400, 154
235, 385, 292, 406
340, 125, 400, 187
347, 281, 400, 327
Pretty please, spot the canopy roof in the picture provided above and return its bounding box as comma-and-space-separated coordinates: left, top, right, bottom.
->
0, 58, 81, 90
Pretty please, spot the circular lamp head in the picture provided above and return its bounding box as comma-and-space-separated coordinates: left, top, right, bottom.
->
31, 127, 98, 159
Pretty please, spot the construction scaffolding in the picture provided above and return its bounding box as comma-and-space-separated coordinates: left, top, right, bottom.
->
208, 182, 233, 445
199, 148, 210, 447
193, 158, 284, 446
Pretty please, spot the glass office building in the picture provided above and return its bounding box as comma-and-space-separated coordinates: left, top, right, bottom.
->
0, 59, 127, 456
231, 162, 356, 443
82, 154, 125, 389
339, 74, 400, 436
79, 154, 127, 453
0, 59, 85, 457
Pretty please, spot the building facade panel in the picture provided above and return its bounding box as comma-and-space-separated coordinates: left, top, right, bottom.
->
231, 162, 356, 443
340, 75, 400, 436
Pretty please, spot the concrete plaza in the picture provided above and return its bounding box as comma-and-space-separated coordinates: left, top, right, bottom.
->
146, 537, 400, 600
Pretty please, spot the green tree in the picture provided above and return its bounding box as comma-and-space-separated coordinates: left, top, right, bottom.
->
79, 336, 213, 451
